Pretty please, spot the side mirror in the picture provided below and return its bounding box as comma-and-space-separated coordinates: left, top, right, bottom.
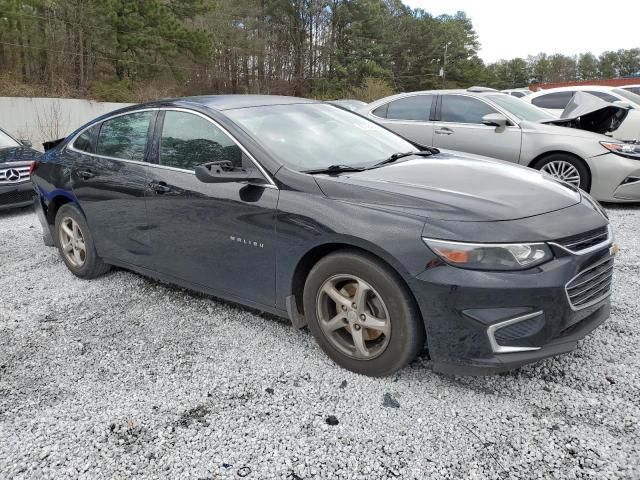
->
195, 160, 265, 184
20, 139, 32, 147
482, 113, 510, 128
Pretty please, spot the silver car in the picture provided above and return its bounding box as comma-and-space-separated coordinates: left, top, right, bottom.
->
359, 88, 640, 202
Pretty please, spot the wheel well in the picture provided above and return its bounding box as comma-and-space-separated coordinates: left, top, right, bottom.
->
528, 151, 591, 177
45, 196, 72, 225
528, 151, 592, 191
290, 243, 418, 317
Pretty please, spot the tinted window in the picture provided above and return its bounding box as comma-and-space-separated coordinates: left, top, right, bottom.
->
440, 95, 496, 124
511, 92, 525, 98
160, 111, 245, 171
73, 125, 99, 153
585, 91, 618, 103
531, 91, 574, 109
385, 95, 432, 121
96, 111, 153, 161
372, 104, 388, 118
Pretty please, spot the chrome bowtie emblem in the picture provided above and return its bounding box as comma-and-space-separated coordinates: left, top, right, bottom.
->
5, 168, 20, 182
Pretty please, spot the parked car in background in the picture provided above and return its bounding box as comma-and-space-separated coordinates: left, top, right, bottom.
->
0, 127, 40, 211
327, 99, 368, 111
360, 88, 640, 201
501, 88, 532, 98
621, 84, 640, 96
524, 86, 640, 141
31, 95, 614, 376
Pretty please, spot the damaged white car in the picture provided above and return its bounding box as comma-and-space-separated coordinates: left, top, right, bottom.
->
361, 89, 640, 202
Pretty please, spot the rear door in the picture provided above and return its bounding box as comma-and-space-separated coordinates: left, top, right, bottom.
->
69, 110, 155, 268
368, 94, 435, 146
432, 94, 522, 163
144, 109, 278, 306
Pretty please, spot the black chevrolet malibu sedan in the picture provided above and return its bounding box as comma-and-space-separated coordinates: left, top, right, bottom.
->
0, 127, 41, 210
30, 95, 615, 376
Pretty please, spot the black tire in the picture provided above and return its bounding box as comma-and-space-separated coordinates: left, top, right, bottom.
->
532, 153, 591, 192
54, 203, 110, 279
303, 249, 424, 377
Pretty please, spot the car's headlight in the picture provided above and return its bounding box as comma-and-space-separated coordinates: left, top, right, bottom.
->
423, 238, 553, 271
600, 141, 640, 159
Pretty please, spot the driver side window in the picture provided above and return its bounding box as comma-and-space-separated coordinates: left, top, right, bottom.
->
159, 111, 246, 171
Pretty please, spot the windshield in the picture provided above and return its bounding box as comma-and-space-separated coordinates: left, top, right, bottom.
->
0, 129, 20, 149
487, 94, 555, 122
613, 88, 640, 106
226, 103, 418, 171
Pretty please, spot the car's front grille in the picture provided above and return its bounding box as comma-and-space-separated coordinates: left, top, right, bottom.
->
565, 256, 614, 310
555, 226, 609, 253
0, 165, 31, 185
0, 189, 33, 206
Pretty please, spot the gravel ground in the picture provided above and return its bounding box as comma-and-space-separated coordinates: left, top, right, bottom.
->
0, 206, 639, 480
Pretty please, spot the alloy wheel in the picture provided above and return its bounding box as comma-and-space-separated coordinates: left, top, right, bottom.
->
541, 160, 581, 187
316, 274, 391, 360
59, 217, 87, 267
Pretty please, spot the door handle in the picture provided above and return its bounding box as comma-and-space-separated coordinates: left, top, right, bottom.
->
78, 169, 95, 180
149, 181, 172, 194
435, 127, 453, 135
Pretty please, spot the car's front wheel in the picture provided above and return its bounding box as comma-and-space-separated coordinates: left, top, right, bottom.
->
533, 153, 591, 191
303, 250, 424, 377
54, 203, 110, 279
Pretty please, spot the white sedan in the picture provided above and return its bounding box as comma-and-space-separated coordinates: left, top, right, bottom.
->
524, 86, 640, 141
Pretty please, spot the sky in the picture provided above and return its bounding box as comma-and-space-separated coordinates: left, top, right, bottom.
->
403, 0, 640, 63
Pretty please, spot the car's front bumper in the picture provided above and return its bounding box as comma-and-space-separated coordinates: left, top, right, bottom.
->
0, 180, 34, 211
410, 242, 614, 375
588, 152, 640, 202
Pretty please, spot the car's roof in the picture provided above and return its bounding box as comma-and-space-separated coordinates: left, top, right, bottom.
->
365, 89, 504, 108
173, 94, 319, 111
530, 85, 618, 95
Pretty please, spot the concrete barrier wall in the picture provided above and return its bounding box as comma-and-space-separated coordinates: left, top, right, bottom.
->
0, 97, 132, 151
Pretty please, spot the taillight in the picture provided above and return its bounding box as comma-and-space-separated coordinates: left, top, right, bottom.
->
29, 161, 37, 175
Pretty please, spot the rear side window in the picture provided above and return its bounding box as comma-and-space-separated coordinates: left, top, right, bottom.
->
440, 95, 496, 124
73, 125, 99, 154
159, 111, 245, 171
96, 111, 153, 161
531, 91, 574, 109
371, 104, 389, 118
384, 95, 432, 121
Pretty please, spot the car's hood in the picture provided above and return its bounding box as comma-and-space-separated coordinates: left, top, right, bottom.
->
541, 91, 630, 136
314, 151, 581, 222
0, 146, 42, 163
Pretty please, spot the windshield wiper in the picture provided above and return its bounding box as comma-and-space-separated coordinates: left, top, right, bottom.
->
302, 164, 366, 174
369, 148, 439, 169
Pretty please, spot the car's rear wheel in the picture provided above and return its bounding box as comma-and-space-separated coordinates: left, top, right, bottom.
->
303, 250, 424, 377
533, 154, 591, 191
54, 203, 110, 278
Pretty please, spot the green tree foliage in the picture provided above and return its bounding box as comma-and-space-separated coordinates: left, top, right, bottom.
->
0, 1, 638, 101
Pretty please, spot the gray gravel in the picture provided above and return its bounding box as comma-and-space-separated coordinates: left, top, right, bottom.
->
1, 205, 639, 480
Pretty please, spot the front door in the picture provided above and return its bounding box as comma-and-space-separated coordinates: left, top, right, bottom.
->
433, 94, 522, 163
144, 109, 278, 307
70, 111, 155, 268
